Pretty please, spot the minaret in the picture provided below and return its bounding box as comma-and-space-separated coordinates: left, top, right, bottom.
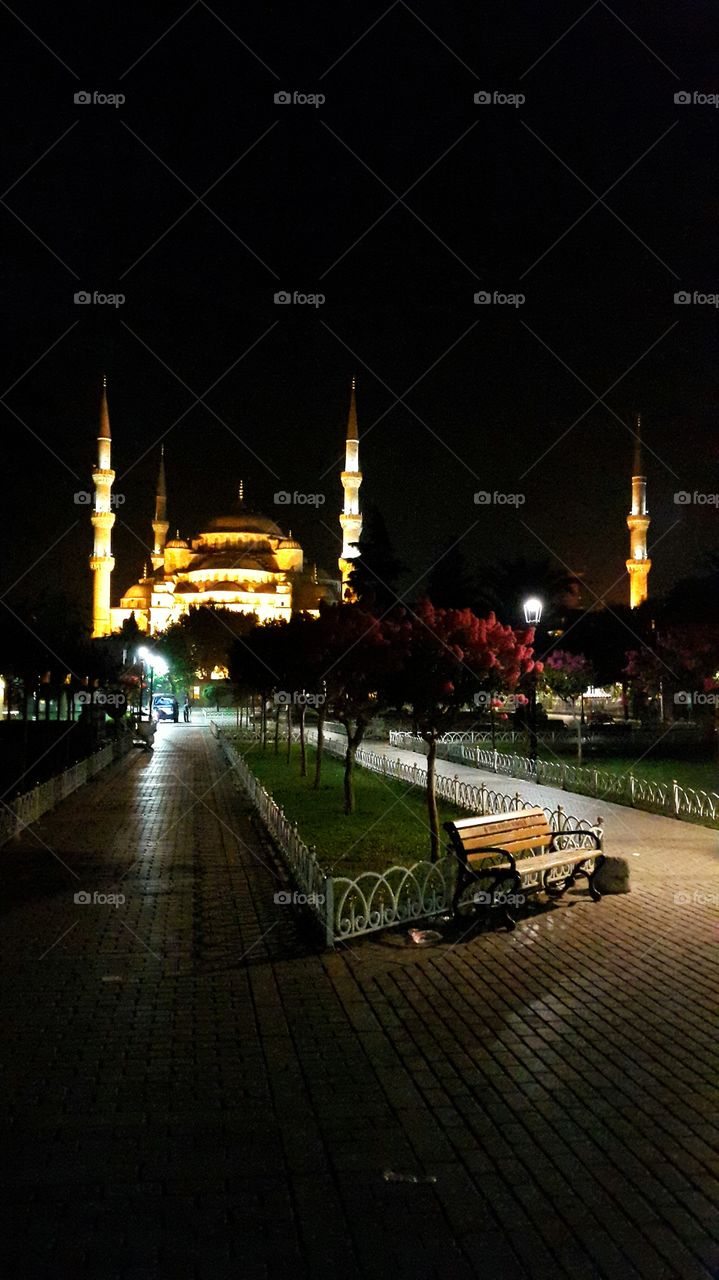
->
151, 445, 169, 570
338, 378, 363, 598
90, 377, 116, 638
626, 414, 651, 609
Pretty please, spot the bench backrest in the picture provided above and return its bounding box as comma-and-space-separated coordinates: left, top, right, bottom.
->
444, 807, 551, 861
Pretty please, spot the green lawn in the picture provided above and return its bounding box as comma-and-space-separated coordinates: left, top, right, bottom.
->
239, 739, 464, 877
535, 748, 718, 796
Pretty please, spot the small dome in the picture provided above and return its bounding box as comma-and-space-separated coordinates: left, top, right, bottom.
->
165, 537, 189, 549
123, 582, 151, 601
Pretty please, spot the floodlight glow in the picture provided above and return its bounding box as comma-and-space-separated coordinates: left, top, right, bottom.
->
137, 647, 168, 675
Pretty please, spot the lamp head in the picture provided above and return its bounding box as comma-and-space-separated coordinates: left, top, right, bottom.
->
523, 596, 543, 626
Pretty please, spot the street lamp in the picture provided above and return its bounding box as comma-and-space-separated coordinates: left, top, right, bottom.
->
137, 647, 168, 720
522, 597, 543, 770
523, 596, 543, 627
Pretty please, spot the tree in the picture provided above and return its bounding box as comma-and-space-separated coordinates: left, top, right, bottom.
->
159, 607, 257, 691
394, 602, 538, 860
626, 623, 719, 729
557, 603, 651, 711
348, 502, 405, 612
317, 603, 401, 814
542, 650, 595, 763
229, 620, 288, 750
279, 613, 329, 777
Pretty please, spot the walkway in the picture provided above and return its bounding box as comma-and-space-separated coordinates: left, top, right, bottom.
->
0, 724, 717, 1279
342, 735, 719, 888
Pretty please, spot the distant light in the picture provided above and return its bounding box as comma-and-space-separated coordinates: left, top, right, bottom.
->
523, 596, 543, 626
137, 647, 168, 675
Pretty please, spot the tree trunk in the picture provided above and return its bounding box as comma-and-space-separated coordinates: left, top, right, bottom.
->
261, 696, 267, 750
341, 721, 366, 815
298, 705, 307, 777
313, 705, 326, 789
286, 704, 292, 763
340, 721, 353, 808
273, 705, 280, 754
426, 735, 440, 862
576, 699, 582, 766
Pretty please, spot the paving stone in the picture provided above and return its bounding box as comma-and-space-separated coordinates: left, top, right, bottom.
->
0, 723, 717, 1279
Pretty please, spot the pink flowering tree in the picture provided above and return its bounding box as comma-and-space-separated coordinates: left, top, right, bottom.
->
394, 603, 539, 861
542, 650, 595, 764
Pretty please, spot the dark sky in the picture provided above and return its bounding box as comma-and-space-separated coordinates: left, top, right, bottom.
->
0, 0, 716, 623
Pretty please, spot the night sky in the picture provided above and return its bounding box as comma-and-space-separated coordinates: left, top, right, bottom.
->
1, 1, 716, 622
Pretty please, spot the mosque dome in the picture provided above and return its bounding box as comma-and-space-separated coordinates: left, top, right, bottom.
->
204, 511, 283, 537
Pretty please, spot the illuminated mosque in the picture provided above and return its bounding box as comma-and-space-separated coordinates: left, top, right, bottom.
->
89, 381, 363, 637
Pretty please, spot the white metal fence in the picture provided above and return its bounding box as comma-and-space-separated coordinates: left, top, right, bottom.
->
213, 723, 602, 945
0, 740, 121, 848
388, 731, 719, 826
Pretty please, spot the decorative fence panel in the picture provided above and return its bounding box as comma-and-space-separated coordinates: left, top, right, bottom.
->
215, 724, 601, 945
0, 740, 121, 849
388, 731, 718, 827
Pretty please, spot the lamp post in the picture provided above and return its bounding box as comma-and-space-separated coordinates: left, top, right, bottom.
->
138, 647, 168, 721
523, 597, 543, 771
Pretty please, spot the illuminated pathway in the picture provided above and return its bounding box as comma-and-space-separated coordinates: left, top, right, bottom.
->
0, 723, 717, 1279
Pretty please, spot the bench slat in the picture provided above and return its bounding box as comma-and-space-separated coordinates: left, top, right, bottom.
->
449, 807, 546, 832
459, 825, 550, 849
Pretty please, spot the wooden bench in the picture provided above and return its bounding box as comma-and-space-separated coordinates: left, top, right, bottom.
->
444, 807, 604, 930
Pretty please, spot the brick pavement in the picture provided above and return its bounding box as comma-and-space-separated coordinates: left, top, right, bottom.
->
0, 724, 717, 1279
